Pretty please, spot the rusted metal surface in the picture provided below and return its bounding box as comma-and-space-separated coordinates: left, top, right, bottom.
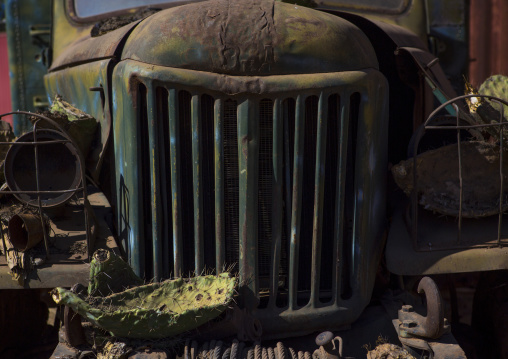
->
398, 277, 450, 339
8, 213, 45, 251
49, 0, 143, 72
197, 304, 263, 341
394, 323, 466, 359
387, 93, 508, 274
237, 98, 260, 310
469, 0, 508, 87
0, 187, 119, 289
409, 95, 508, 251
319, 0, 428, 42
121, 0, 378, 75
386, 204, 508, 275
319, 0, 410, 15
5, 129, 82, 207
44, 60, 111, 180
49, 21, 139, 71
113, 57, 389, 337
392, 277, 465, 358
0, 111, 88, 258
50, 342, 80, 359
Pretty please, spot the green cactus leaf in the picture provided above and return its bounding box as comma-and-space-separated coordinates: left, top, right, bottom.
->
88, 249, 143, 297
52, 273, 236, 339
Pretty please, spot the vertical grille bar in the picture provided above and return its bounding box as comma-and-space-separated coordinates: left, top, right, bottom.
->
289, 95, 305, 310
238, 99, 259, 310
269, 98, 283, 308
132, 84, 149, 277
283, 100, 294, 270
224, 100, 239, 270
192, 94, 204, 273
146, 86, 163, 281
215, 99, 225, 270
169, 88, 183, 277
156, 88, 171, 279
310, 92, 329, 307
333, 95, 350, 303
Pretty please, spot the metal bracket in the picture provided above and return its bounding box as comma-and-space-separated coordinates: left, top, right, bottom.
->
397, 276, 450, 339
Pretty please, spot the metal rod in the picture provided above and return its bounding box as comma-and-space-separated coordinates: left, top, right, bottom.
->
455, 104, 463, 243
310, 93, 328, 307
333, 95, 349, 304
0, 188, 83, 195
214, 99, 225, 270
191, 94, 204, 273
238, 98, 259, 310
33, 122, 50, 259
289, 95, 305, 310
146, 87, 163, 281
0, 112, 89, 260
425, 94, 508, 128
283, 101, 293, 257
269, 98, 283, 308
425, 123, 508, 130
158, 90, 171, 279
497, 99, 504, 245
0, 140, 72, 145
412, 94, 508, 251
169, 89, 183, 277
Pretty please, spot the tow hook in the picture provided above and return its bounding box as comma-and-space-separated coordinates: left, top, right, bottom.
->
398, 276, 450, 339
393, 277, 466, 359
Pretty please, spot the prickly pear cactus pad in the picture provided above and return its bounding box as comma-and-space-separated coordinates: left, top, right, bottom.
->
52, 273, 236, 339
479, 75, 508, 115
88, 249, 144, 296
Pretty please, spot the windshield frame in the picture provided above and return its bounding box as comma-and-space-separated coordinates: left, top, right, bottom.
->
317, 0, 411, 15
67, 0, 202, 23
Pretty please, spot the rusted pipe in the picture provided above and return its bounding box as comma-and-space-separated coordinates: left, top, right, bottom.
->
8, 213, 45, 252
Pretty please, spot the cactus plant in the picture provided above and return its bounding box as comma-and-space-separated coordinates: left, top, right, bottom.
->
88, 249, 144, 297
52, 273, 236, 339
479, 75, 508, 105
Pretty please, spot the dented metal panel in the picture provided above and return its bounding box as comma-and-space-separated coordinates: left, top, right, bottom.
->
44, 60, 111, 178
121, 0, 379, 75
49, 21, 140, 71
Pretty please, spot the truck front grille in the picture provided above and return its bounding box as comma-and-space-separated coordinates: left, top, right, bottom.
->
114, 62, 388, 337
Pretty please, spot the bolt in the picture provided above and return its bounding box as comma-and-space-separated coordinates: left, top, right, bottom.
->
401, 320, 417, 328
401, 305, 414, 313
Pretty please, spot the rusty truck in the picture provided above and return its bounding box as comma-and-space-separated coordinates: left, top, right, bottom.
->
2, 0, 505, 357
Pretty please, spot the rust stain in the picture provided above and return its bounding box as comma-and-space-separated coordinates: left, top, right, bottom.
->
241, 135, 249, 157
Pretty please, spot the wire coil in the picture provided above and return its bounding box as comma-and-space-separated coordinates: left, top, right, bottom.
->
183, 339, 314, 359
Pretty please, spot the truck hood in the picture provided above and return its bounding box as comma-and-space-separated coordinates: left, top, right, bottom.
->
120, 0, 378, 75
